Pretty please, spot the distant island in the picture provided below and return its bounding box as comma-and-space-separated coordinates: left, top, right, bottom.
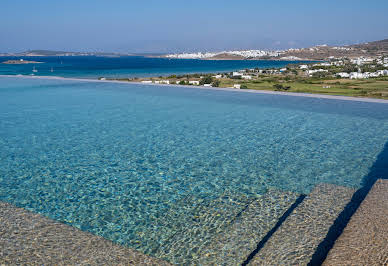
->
0, 39, 387, 62
0, 50, 131, 58
2, 59, 43, 64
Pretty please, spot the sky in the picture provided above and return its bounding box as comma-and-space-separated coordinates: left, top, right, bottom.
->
1, 0, 388, 53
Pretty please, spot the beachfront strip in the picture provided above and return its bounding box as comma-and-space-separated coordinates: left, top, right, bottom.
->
134, 56, 388, 85
102, 55, 388, 99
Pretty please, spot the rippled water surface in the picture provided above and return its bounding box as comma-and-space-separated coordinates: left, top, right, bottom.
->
0, 56, 310, 78
1, 76, 388, 262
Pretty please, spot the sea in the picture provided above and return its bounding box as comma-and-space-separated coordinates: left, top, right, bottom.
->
0, 56, 310, 78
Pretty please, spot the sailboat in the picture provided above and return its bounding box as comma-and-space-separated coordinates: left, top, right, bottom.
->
32, 66, 38, 73
50, 67, 54, 73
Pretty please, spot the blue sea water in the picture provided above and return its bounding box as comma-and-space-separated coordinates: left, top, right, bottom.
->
1, 76, 388, 262
0, 56, 310, 78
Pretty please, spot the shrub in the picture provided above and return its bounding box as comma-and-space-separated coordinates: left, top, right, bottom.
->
240, 84, 248, 89
273, 84, 283, 91
212, 80, 221, 87
273, 84, 291, 91
199, 76, 213, 85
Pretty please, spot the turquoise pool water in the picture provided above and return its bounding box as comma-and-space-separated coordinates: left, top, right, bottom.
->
1, 76, 388, 262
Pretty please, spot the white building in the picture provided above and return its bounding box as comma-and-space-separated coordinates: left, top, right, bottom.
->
233, 84, 241, 89
154, 80, 170, 84
337, 72, 350, 78
188, 80, 200, 85
350, 72, 365, 79
379, 69, 388, 76
213, 74, 222, 79
307, 69, 328, 76
203, 84, 212, 87
280, 56, 302, 60
332, 61, 344, 66
299, 65, 308, 70
367, 72, 379, 78
232, 72, 243, 77
141, 80, 152, 84
241, 75, 252, 80
165, 49, 282, 59
351, 57, 374, 66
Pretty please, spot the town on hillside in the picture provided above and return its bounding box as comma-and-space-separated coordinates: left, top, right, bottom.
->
163, 39, 388, 61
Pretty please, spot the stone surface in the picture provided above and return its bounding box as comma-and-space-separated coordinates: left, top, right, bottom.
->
123, 189, 299, 265
198, 189, 300, 265
0, 201, 170, 265
323, 179, 388, 266
153, 192, 253, 264
249, 183, 355, 265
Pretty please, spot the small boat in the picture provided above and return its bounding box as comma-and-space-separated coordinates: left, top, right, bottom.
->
50, 67, 54, 73
32, 66, 38, 73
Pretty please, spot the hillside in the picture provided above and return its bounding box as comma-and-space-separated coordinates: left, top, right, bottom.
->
350, 39, 388, 55
204, 39, 388, 61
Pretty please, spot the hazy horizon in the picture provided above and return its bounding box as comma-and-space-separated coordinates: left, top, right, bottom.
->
1, 0, 388, 53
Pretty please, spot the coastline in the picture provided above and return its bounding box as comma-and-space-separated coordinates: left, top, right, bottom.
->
2, 74, 388, 104
147, 54, 319, 61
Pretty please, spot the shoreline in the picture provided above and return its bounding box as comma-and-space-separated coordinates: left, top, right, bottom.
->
1, 74, 388, 104
149, 55, 319, 61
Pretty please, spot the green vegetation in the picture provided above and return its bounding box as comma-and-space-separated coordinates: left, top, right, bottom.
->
212, 80, 221, 87
273, 84, 291, 91
240, 84, 248, 89
109, 58, 388, 100
217, 76, 388, 99
115, 74, 388, 99
199, 76, 213, 85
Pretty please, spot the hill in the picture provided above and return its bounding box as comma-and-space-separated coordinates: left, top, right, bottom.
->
350, 39, 388, 55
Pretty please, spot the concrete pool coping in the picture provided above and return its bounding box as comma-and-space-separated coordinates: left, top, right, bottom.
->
1, 74, 388, 104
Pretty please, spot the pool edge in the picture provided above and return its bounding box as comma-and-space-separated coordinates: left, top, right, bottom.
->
1, 74, 388, 104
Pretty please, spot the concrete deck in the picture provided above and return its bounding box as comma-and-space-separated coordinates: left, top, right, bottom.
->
0, 201, 170, 265
323, 179, 388, 266
249, 183, 355, 265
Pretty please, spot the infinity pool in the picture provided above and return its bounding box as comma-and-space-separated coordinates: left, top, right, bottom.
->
1, 76, 388, 263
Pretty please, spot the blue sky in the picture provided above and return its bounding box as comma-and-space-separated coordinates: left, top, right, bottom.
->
1, 0, 387, 53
